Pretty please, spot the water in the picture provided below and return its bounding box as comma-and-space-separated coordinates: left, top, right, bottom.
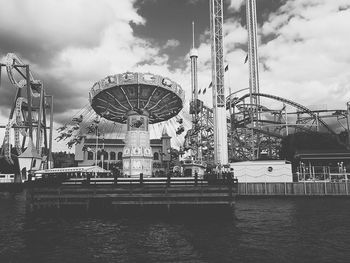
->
1, 192, 350, 263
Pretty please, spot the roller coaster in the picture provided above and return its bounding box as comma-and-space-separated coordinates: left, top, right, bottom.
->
0, 53, 53, 170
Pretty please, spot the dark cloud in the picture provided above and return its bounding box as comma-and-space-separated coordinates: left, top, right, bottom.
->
233, 0, 287, 27
0, 77, 18, 117
39, 74, 91, 122
133, 0, 209, 69
0, 32, 102, 69
0, 68, 89, 126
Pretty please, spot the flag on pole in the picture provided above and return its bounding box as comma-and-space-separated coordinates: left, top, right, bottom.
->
224, 65, 229, 72
208, 82, 212, 89
203, 88, 207, 94
244, 54, 248, 64
198, 89, 201, 95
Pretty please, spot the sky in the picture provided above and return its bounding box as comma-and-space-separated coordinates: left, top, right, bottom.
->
0, 0, 350, 152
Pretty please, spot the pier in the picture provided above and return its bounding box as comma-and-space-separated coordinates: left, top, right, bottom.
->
26, 178, 237, 213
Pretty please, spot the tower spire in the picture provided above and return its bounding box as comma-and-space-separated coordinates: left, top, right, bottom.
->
192, 21, 195, 49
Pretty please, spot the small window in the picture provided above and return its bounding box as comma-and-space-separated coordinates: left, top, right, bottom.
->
110, 151, 116, 160
153, 152, 159, 160
103, 151, 108, 160
87, 152, 94, 160
117, 152, 123, 160
32, 159, 36, 167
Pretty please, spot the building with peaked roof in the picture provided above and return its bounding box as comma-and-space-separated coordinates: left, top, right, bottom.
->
74, 128, 172, 177
17, 138, 42, 181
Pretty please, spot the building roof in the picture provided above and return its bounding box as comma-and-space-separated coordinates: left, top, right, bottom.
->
230, 160, 291, 166
84, 138, 163, 146
150, 139, 162, 145
294, 150, 350, 160
84, 138, 125, 144
18, 138, 41, 159
35, 166, 110, 174
161, 125, 171, 138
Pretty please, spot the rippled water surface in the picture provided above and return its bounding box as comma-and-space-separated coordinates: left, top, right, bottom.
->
1, 192, 350, 263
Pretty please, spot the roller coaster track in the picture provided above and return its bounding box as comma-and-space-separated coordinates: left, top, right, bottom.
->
231, 92, 336, 135
6, 53, 41, 97
1, 53, 45, 164
14, 97, 27, 154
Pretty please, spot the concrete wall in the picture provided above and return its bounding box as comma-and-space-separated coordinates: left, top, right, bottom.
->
230, 160, 293, 182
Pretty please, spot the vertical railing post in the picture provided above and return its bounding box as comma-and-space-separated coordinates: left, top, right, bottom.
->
284, 182, 287, 195
345, 180, 348, 195
167, 173, 171, 187
139, 173, 143, 185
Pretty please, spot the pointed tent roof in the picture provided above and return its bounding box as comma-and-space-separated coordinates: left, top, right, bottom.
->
161, 125, 171, 139
18, 138, 41, 159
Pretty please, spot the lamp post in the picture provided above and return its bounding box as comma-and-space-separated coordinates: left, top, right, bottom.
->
347, 101, 350, 147
94, 125, 99, 177
167, 148, 171, 175
301, 162, 305, 181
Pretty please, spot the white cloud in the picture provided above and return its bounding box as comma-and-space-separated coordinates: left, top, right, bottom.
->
164, 39, 180, 49
0, 0, 144, 49
228, 0, 245, 12
257, 1, 350, 109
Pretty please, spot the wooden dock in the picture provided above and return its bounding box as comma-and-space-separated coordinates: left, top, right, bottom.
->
22, 179, 350, 215
26, 178, 237, 213
236, 182, 350, 196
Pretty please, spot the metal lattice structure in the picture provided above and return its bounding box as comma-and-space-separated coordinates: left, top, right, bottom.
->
227, 91, 346, 161
0, 53, 53, 168
246, 0, 261, 159
210, 0, 228, 164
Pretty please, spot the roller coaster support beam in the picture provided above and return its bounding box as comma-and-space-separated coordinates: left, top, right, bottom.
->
347, 101, 350, 147
46, 95, 54, 169
36, 83, 44, 152
26, 65, 33, 138
42, 93, 48, 151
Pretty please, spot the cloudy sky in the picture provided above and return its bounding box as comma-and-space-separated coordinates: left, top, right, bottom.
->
0, 0, 350, 151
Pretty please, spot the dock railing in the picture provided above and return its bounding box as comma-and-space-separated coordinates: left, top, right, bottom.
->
26, 177, 239, 212
236, 181, 349, 196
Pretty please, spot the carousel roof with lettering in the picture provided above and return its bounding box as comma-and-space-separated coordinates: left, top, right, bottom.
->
89, 72, 185, 124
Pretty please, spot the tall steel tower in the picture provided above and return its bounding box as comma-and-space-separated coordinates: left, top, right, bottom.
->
246, 0, 260, 159
189, 21, 202, 160
210, 0, 228, 165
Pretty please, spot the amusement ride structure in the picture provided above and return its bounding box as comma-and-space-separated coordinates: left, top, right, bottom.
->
0, 53, 53, 176
56, 0, 350, 172
89, 72, 184, 177
2, 0, 349, 178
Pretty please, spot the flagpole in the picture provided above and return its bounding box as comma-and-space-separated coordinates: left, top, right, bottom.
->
227, 65, 234, 162
284, 103, 288, 136
95, 126, 99, 177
